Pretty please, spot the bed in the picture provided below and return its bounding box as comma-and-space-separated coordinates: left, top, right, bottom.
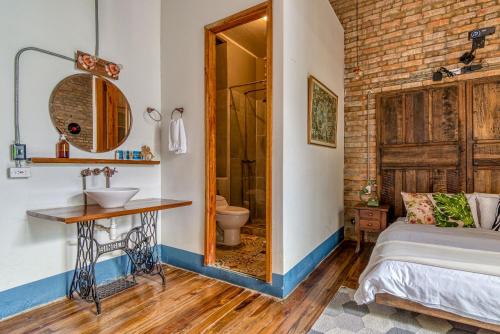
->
355, 219, 500, 331
370, 77, 500, 331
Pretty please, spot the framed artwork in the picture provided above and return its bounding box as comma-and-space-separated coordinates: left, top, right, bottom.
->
308, 75, 338, 148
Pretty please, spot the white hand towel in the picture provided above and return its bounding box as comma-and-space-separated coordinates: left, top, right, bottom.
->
169, 118, 187, 154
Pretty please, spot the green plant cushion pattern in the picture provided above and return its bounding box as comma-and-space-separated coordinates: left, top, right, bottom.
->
432, 192, 476, 228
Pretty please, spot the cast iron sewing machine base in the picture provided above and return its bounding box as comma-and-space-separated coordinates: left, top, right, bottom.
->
68, 211, 164, 314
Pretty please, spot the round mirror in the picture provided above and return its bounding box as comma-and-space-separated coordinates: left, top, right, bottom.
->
49, 74, 132, 153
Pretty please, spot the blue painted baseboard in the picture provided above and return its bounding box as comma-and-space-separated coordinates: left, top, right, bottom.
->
0, 227, 343, 319
160, 245, 285, 297
161, 227, 344, 299
282, 227, 344, 297
0, 254, 131, 320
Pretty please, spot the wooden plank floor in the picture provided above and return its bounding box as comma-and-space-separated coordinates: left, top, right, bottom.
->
0, 241, 372, 334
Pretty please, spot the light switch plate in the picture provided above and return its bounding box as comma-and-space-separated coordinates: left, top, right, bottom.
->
8, 167, 31, 178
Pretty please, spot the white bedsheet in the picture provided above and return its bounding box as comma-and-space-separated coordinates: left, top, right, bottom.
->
355, 221, 500, 325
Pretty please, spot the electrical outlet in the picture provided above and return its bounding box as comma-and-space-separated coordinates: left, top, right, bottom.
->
8, 167, 31, 178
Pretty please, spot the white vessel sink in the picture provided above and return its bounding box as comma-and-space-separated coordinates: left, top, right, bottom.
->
85, 187, 139, 208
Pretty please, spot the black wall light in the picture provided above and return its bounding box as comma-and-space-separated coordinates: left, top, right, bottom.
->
432, 27, 495, 81
460, 27, 496, 64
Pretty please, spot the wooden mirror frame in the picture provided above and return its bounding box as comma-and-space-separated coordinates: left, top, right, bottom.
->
204, 1, 273, 283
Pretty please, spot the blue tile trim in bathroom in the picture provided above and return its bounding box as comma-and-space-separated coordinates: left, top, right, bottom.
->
161, 227, 344, 299
0, 254, 131, 320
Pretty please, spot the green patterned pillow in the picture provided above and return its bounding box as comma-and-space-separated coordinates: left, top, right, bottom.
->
432, 192, 475, 228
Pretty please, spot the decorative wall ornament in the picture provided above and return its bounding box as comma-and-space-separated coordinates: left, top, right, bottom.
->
105, 62, 121, 78
141, 145, 154, 161
77, 53, 97, 70
75, 50, 122, 80
307, 75, 338, 148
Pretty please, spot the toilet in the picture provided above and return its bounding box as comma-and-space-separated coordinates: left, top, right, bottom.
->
216, 195, 250, 246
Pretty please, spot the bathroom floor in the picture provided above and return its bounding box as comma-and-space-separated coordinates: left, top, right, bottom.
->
215, 233, 266, 279
241, 219, 266, 237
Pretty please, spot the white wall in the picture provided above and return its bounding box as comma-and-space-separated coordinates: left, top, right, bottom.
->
282, 0, 344, 272
0, 0, 161, 292
161, 0, 285, 274
161, 0, 343, 276
0, 0, 343, 298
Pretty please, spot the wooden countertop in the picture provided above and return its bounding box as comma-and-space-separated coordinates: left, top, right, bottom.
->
27, 198, 192, 224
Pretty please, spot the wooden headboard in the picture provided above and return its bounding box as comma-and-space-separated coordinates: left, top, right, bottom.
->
377, 76, 500, 218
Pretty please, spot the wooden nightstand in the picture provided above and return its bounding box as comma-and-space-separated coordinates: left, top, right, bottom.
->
354, 204, 390, 253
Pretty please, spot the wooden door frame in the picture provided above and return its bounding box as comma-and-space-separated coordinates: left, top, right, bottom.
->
204, 1, 273, 283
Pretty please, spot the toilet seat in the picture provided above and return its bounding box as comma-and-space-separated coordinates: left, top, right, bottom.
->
216, 206, 249, 216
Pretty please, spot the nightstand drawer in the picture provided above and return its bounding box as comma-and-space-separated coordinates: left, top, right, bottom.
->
355, 204, 390, 253
360, 219, 381, 230
359, 209, 380, 220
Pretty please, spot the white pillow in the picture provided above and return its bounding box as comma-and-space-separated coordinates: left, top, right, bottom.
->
475, 193, 500, 229
465, 193, 479, 228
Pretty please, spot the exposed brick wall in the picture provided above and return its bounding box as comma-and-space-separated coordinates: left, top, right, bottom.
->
330, 0, 500, 238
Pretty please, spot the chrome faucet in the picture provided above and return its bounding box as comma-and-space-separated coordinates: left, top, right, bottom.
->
81, 166, 118, 205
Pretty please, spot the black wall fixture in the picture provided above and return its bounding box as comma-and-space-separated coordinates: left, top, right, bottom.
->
460, 27, 496, 64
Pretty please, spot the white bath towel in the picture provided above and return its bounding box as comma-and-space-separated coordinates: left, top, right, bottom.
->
169, 118, 187, 154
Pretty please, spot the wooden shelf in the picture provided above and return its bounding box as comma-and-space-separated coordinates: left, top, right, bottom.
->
29, 157, 160, 165
27, 198, 192, 224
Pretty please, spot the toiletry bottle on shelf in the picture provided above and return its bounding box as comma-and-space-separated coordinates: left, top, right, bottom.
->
56, 133, 70, 158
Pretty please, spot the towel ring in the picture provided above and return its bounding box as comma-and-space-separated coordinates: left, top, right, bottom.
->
171, 107, 184, 120
146, 107, 162, 122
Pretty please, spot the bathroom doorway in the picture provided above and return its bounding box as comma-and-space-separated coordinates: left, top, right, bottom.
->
205, 2, 272, 282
